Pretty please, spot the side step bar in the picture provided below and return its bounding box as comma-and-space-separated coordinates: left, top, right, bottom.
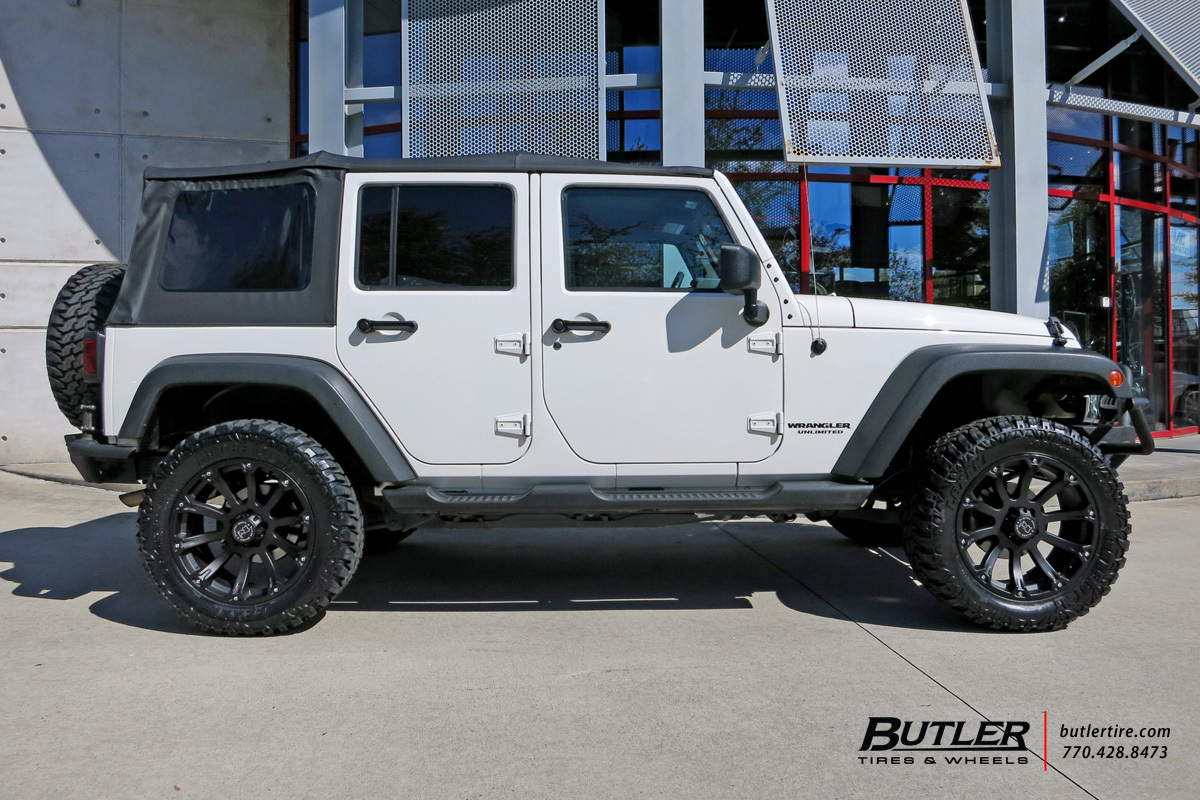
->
382, 481, 872, 516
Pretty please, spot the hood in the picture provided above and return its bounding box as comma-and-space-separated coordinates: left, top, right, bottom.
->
847, 297, 1062, 339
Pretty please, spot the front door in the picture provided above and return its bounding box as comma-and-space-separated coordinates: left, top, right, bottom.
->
336, 173, 532, 465
539, 175, 784, 464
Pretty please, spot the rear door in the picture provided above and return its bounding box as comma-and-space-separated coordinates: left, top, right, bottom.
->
539, 174, 784, 465
336, 173, 532, 465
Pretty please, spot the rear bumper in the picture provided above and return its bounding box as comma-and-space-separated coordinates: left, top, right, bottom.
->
66, 435, 139, 484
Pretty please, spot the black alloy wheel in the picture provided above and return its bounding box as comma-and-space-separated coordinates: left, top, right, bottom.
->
956, 454, 1099, 601
903, 416, 1129, 632
171, 458, 314, 605
139, 420, 363, 635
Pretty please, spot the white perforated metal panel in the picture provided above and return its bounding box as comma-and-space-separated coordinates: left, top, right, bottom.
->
401, 0, 605, 159
765, 0, 999, 167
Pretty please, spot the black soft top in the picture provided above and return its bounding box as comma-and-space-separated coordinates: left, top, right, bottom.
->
111, 152, 712, 328
144, 151, 713, 182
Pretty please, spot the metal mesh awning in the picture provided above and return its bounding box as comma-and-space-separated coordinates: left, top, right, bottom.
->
764, 0, 999, 167
401, 0, 605, 160
1110, 0, 1200, 99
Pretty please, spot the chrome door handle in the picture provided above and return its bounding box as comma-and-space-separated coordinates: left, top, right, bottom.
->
551, 318, 611, 334
357, 318, 417, 333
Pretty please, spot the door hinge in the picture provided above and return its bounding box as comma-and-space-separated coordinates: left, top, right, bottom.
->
747, 412, 782, 435
495, 413, 531, 437
747, 332, 781, 355
495, 332, 531, 356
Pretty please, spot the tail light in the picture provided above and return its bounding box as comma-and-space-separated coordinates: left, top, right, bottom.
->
83, 334, 98, 377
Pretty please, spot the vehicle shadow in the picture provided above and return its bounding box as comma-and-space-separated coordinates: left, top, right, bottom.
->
0, 515, 976, 635
0, 512, 194, 634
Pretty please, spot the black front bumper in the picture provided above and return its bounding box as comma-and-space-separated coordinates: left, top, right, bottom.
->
1091, 397, 1155, 459
66, 435, 139, 484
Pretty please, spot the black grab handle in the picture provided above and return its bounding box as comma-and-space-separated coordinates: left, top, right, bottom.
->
551, 318, 611, 334
357, 318, 418, 334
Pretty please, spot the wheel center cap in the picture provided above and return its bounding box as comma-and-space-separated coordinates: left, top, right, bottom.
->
231, 514, 263, 545
1012, 510, 1038, 541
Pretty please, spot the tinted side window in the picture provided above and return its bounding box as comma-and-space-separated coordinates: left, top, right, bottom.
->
357, 185, 514, 290
161, 184, 314, 291
563, 187, 733, 290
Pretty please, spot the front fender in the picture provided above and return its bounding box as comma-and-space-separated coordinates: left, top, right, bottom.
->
832, 343, 1140, 480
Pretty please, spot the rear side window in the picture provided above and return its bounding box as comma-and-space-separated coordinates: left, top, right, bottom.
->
160, 184, 315, 292
357, 184, 514, 290
563, 187, 734, 290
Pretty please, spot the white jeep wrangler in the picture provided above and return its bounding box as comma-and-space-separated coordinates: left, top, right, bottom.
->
46, 152, 1154, 636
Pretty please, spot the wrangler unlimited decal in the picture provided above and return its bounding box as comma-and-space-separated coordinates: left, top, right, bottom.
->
788, 422, 852, 434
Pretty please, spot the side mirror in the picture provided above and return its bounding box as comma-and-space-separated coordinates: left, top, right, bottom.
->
718, 244, 769, 327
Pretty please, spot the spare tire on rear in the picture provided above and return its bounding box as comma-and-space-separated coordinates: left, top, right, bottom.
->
46, 264, 125, 429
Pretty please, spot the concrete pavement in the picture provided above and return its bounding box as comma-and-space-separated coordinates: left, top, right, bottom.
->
0, 470, 1196, 800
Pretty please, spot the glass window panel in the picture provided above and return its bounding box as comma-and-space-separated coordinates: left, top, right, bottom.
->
1048, 140, 1107, 192
1115, 151, 1165, 204
357, 186, 393, 287
363, 33, 402, 128
607, 2, 660, 68
1115, 118, 1162, 155
807, 180, 924, 302
1169, 170, 1198, 217
356, 185, 514, 290
1045, 0, 1107, 88
1166, 126, 1198, 170
1045, 106, 1106, 139
364, 133, 403, 159
1048, 198, 1110, 353
931, 168, 990, 183
607, 89, 662, 160
563, 188, 733, 290
704, 1, 771, 53
728, 180, 804, 289
705, 115, 783, 160
1115, 207, 1168, 429
931, 187, 989, 309
1170, 224, 1199, 428
1109, 34, 1170, 108
161, 184, 314, 292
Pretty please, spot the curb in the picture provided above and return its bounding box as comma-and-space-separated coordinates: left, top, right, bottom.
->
1122, 478, 1200, 503
3, 464, 1197, 503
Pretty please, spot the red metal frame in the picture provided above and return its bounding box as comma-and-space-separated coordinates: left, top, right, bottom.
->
923, 169, 935, 303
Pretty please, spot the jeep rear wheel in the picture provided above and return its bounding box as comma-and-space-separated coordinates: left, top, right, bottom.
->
138, 420, 363, 635
903, 416, 1130, 632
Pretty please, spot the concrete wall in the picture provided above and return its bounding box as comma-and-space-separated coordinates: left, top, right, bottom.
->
0, 0, 291, 464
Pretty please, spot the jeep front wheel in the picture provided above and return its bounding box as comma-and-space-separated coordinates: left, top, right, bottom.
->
138, 420, 364, 635
903, 416, 1130, 632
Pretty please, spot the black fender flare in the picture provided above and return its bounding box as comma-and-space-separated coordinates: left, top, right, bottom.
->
118, 354, 416, 483
831, 344, 1136, 480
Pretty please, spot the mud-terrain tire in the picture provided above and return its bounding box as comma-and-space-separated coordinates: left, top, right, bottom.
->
138, 420, 363, 635
45, 264, 125, 428
902, 416, 1129, 632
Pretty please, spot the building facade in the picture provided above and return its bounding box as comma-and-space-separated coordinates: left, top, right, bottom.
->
0, 0, 1196, 465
